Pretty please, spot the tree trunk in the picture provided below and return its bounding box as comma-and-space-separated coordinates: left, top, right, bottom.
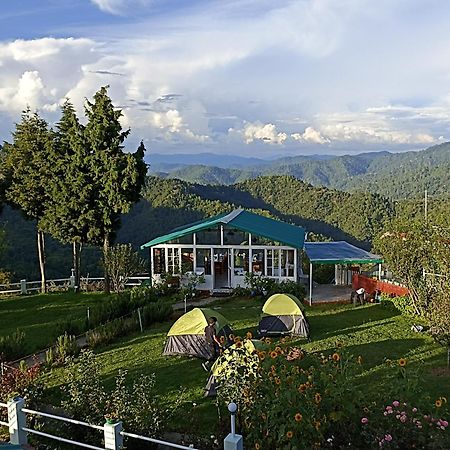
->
72, 241, 81, 293
37, 229, 47, 294
103, 234, 110, 294
448, 345, 450, 369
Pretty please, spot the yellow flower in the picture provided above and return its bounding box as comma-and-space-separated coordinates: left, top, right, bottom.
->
286, 430, 293, 439
258, 351, 266, 361
332, 353, 340, 362
315, 393, 322, 404
398, 358, 407, 367
246, 331, 253, 339
265, 337, 272, 344
436, 399, 443, 408
275, 346, 283, 354
294, 412, 303, 422
270, 351, 278, 359
275, 377, 281, 385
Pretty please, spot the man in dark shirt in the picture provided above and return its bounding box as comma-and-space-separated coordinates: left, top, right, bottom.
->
202, 316, 222, 371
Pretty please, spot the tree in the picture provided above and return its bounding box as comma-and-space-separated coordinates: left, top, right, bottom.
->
84, 86, 147, 292
41, 100, 95, 291
3, 109, 53, 292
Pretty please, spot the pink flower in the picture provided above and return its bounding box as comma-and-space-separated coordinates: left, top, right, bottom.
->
400, 415, 407, 423
361, 417, 369, 424
384, 412, 388, 416
386, 406, 393, 411
412, 407, 418, 413
441, 420, 448, 428
384, 434, 393, 442
393, 401, 400, 407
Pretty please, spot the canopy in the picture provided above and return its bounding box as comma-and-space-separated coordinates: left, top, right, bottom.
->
141, 209, 305, 249
304, 241, 383, 265
262, 293, 305, 316
167, 307, 229, 336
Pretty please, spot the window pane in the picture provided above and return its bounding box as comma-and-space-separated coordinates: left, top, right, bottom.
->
234, 249, 249, 275
196, 249, 211, 275
181, 248, 194, 272
153, 248, 165, 274
252, 249, 265, 275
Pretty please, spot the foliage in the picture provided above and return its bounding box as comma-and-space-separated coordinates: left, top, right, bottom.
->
55, 333, 79, 362
0, 361, 44, 405
381, 295, 418, 318
244, 272, 276, 296
179, 271, 206, 300
0, 330, 26, 362
103, 243, 146, 292
266, 279, 306, 300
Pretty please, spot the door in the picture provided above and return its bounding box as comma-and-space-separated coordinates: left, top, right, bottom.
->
213, 248, 230, 288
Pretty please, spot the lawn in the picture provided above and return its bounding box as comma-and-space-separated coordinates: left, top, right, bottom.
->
0, 291, 111, 354
43, 296, 450, 436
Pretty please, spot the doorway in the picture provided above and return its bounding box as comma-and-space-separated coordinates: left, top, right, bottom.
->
213, 248, 230, 289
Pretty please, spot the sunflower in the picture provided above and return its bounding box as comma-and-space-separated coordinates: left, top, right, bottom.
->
436, 399, 443, 408
246, 331, 253, 339
275, 346, 283, 354
270, 351, 278, 359
235, 341, 242, 348
294, 412, 303, 422
220, 335, 225, 344
332, 353, 340, 362
265, 337, 272, 344
270, 365, 276, 372
398, 358, 407, 367
258, 351, 266, 360
275, 377, 281, 385
298, 384, 307, 393
255, 443, 261, 450
442, 397, 448, 404
315, 393, 322, 404
286, 431, 293, 439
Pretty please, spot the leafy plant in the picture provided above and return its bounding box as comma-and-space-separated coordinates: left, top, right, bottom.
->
0, 330, 26, 362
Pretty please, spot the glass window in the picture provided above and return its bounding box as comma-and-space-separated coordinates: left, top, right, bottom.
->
181, 248, 194, 273
167, 248, 180, 274
196, 248, 212, 275
267, 249, 280, 277
281, 249, 295, 277
223, 227, 249, 245
252, 249, 265, 275
153, 248, 165, 274
196, 226, 221, 245
167, 234, 192, 244
234, 249, 249, 275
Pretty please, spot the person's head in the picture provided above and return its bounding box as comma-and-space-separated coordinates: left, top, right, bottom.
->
208, 316, 217, 325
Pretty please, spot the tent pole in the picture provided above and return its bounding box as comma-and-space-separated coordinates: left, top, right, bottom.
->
378, 263, 382, 280
309, 262, 313, 306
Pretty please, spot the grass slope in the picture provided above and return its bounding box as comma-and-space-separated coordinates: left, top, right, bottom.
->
44, 297, 450, 435
0, 292, 110, 354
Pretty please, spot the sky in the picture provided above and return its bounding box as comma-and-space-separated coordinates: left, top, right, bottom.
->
1, 0, 450, 157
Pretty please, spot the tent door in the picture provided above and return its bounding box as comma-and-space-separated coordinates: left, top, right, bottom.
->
213, 248, 230, 289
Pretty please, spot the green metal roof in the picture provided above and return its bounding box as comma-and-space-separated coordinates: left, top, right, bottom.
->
304, 241, 383, 265
140, 209, 305, 249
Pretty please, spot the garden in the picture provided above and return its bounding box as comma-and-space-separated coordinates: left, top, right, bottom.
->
1, 287, 449, 449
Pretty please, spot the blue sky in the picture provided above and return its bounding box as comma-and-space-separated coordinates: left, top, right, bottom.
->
1, 0, 450, 156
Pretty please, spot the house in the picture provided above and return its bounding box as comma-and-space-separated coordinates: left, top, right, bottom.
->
140, 209, 305, 292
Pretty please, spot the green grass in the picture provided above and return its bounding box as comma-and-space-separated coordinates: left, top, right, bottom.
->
0, 291, 111, 354
43, 296, 450, 435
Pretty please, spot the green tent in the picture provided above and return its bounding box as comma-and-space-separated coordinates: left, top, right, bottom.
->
258, 293, 309, 337
164, 307, 232, 359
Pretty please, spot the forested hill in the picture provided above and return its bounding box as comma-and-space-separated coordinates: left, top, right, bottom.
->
154, 142, 450, 199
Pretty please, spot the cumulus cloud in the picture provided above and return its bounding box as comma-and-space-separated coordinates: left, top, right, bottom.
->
240, 122, 287, 145
291, 127, 330, 144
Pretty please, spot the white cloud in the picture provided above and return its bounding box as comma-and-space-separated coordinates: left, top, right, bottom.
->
241, 122, 287, 145
291, 127, 330, 144
90, 0, 153, 15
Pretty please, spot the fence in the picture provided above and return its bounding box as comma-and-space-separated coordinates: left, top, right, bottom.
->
0, 398, 243, 450
352, 273, 409, 297
0, 275, 151, 297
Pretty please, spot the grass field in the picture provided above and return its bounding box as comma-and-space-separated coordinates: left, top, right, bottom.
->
43, 296, 450, 435
0, 291, 111, 354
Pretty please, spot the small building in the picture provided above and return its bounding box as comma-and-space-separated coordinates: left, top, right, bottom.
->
140, 209, 305, 292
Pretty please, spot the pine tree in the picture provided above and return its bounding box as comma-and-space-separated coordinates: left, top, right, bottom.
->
41, 100, 95, 291
4, 109, 53, 292
84, 86, 147, 292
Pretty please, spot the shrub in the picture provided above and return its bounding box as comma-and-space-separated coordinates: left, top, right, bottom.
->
55, 333, 79, 362
266, 279, 306, 300
0, 330, 26, 362
381, 295, 418, 318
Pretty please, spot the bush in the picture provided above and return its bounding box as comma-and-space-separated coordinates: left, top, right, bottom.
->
266, 279, 306, 300
0, 330, 26, 362
55, 333, 79, 362
381, 295, 418, 318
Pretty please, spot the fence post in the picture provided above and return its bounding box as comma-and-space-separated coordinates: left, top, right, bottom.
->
70, 268, 76, 290
224, 402, 243, 450
7, 397, 28, 446
104, 421, 123, 450
20, 279, 27, 295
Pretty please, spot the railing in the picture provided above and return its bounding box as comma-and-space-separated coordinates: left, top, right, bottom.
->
0, 398, 224, 450
0, 275, 151, 297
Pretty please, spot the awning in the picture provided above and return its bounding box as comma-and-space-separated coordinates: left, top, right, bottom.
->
304, 241, 383, 265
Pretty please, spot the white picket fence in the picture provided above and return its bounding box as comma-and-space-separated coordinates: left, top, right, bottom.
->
0, 275, 151, 296
0, 398, 243, 450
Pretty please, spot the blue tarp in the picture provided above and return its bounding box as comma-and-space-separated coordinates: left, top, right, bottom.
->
304, 241, 383, 265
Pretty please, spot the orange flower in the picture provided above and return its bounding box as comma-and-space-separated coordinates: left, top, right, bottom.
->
436, 399, 443, 408
286, 431, 293, 439
275, 346, 282, 354
258, 351, 266, 360
275, 377, 281, 385
246, 331, 253, 339
332, 353, 340, 362
298, 384, 307, 393
294, 412, 303, 422
270, 351, 278, 359
398, 358, 407, 367
315, 393, 322, 404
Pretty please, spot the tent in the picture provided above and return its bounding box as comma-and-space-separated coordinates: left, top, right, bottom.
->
257, 293, 309, 338
163, 307, 233, 359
